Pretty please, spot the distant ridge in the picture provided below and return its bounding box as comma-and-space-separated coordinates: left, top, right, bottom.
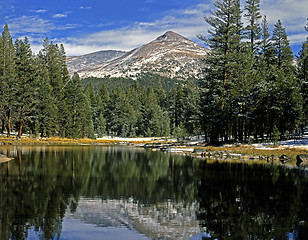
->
67, 31, 210, 79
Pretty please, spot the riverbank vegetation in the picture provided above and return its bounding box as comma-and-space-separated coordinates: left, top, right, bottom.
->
0, 0, 307, 145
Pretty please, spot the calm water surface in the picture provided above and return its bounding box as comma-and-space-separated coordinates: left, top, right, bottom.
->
0, 145, 307, 240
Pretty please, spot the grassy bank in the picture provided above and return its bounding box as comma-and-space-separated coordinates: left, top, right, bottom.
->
0, 135, 307, 166
0, 135, 162, 145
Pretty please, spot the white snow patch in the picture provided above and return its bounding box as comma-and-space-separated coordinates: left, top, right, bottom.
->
168, 148, 194, 153
97, 137, 158, 142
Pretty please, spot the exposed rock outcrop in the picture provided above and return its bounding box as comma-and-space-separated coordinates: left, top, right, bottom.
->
296, 154, 308, 167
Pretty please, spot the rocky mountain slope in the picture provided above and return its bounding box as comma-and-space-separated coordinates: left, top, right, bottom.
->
67, 50, 127, 74
67, 31, 210, 79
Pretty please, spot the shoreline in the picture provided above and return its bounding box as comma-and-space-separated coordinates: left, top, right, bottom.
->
0, 135, 307, 167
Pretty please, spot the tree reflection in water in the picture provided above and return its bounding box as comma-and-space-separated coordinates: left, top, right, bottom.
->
0, 145, 307, 239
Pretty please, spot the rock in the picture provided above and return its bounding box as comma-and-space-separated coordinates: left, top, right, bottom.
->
193, 148, 205, 156
242, 155, 251, 160
279, 154, 290, 164
0, 154, 13, 163
296, 154, 308, 167
267, 155, 280, 163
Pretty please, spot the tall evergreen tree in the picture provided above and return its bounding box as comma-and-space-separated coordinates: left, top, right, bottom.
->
259, 16, 275, 66
244, 0, 262, 53
252, 15, 275, 140
199, 0, 243, 143
272, 20, 293, 70
0, 24, 16, 136
41, 39, 71, 136
297, 20, 308, 128
35, 51, 57, 137
183, 79, 201, 135
14, 37, 37, 137
84, 82, 99, 133
65, 73, 94, 138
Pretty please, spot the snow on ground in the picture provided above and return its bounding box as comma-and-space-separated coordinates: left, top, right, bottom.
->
280, 138, 308, 150
251, 138, 308, 150
96, 136, 161, 142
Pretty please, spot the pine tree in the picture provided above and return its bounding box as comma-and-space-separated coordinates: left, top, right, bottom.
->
297, 20, 308, 128
244, 0, 262, 53
251, 16, 275, 140
97, 113, 106, 138
41, 38, 70, 135
154, 78, 167, 110
84, 82, 99, 133
0, 24, 16, 136
35, 51, 57, 137
183, 79, 201, 135
14, 37, 37, 137
0, 29, 4, 132
272, 20, 294, 70
175, 83, 184, 127
199, 0, 243, 143
65, 73, 94, 138
259, 16, 275, 66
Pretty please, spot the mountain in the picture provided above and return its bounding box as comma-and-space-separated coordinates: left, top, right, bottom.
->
67, 31, 210, 79
66, 50, 127, 74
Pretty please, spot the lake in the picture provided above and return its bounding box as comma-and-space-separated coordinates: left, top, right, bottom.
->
0, 145, 307, 239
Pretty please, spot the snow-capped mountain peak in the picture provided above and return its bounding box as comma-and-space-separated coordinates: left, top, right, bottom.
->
67, 31, 210, 79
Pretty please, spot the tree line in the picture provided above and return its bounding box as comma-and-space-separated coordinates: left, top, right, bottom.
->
198, 0, 308, 144
0, 0, 307, 144
0, 22, 199, 139
0, 24, 94, 138
83, 77, 200, 138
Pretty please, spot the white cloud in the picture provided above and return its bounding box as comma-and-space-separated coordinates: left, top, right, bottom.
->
53, 13, 67, 18
80, 6, 92, 10
8, 15, 54, 34
59, 3, 210, 56
260, 0, 308, 40
24, 0, 307, 56
36, 9, 47, 13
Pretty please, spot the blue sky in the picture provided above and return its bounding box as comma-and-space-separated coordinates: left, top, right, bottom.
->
0, 0, 307, 56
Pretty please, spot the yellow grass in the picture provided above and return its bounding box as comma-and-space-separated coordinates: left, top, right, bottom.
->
0, 136, 306, 164
0, 135, 163, 145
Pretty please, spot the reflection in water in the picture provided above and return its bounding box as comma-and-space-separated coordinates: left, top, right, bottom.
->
0, 145, 307, 239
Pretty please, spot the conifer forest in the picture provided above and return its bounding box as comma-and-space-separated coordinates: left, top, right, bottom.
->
0, 0, 307, 144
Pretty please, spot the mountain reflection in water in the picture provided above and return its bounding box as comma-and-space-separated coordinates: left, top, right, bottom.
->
0, 145, 307, 240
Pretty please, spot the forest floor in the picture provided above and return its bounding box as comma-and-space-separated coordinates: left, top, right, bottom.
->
0, 134, 307, 166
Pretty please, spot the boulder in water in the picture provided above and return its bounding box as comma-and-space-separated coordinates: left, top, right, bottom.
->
296, 154, 308, 167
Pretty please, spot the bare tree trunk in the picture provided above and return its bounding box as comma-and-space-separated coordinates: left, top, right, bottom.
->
17, 105, 24, 138
1, 118, 4, 134
7, 109, 11, 137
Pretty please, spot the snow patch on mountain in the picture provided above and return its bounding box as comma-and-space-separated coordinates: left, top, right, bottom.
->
67, 31, 210, 80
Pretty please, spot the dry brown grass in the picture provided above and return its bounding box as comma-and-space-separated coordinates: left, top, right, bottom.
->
195, 145, 308, 162
0, 136, 164, 145
0, 136, 306, 163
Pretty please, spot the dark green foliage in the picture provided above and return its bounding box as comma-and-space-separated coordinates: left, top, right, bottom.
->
272, 20, 294, 70
14, 37, 37, 137
0, 24, 17, 136
35, 52, 57, 137
82, 76, 135, 93
82, 73, 181, 93
297, 21, 308, 128
0, 17, 306, 142
199, 0, 306, 143
199, 0, 243, 143
0, 24, 95, 139
244, 0, 262, 53
64, 73, 95, 139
